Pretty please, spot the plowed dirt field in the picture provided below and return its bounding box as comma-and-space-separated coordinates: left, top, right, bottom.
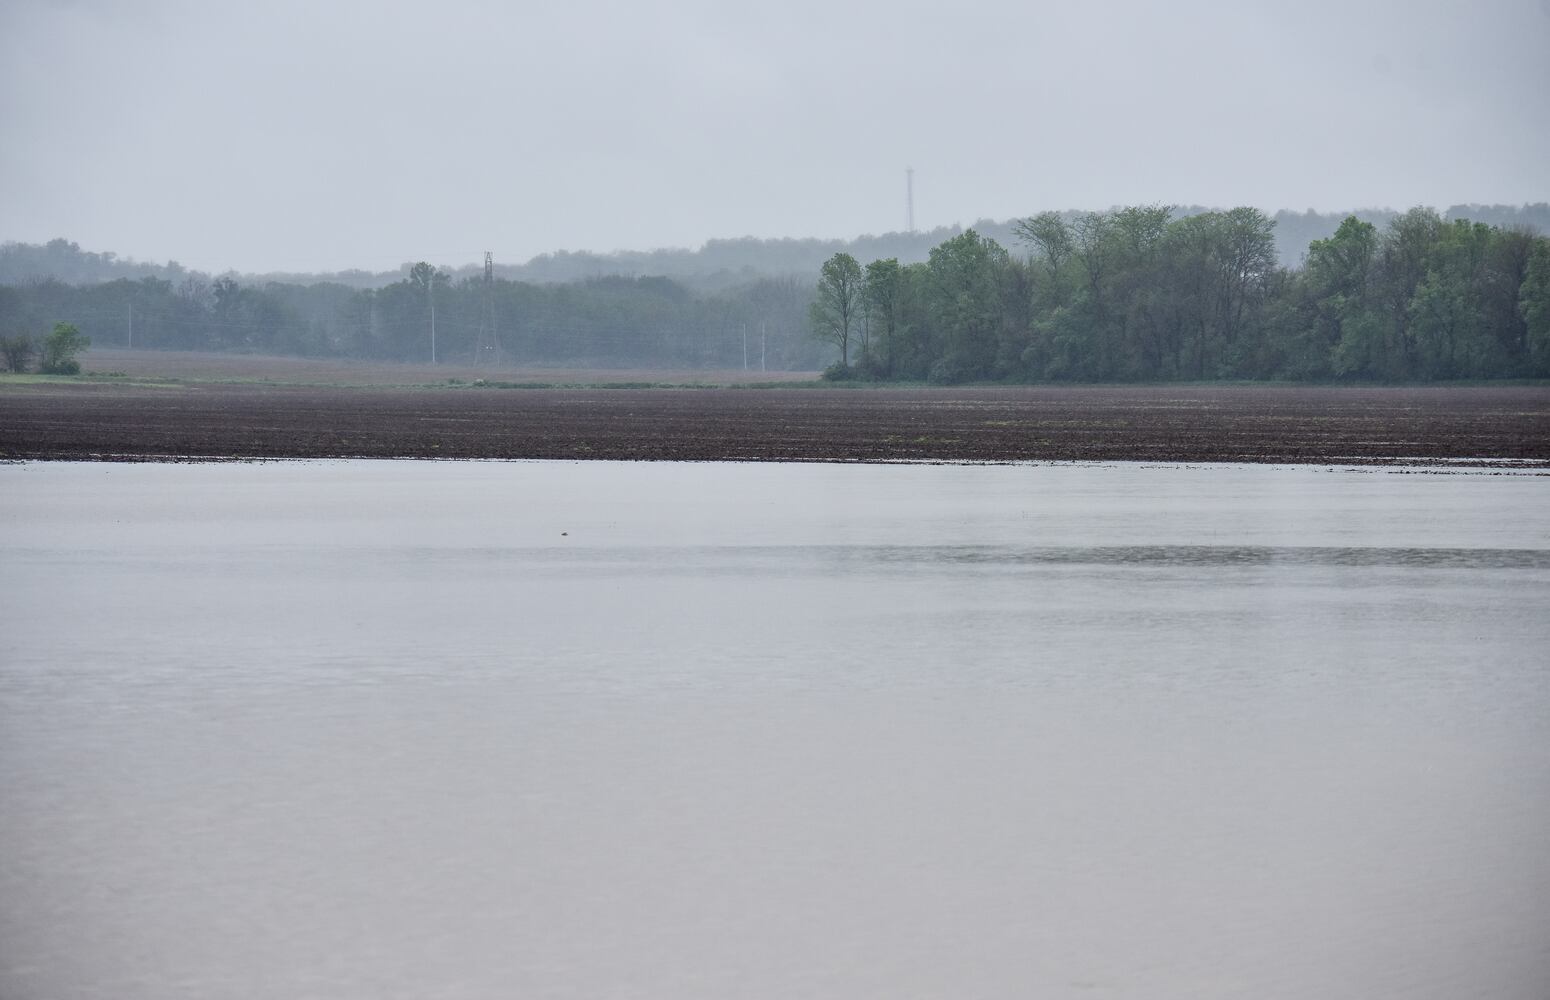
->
4, 372, 1547, 466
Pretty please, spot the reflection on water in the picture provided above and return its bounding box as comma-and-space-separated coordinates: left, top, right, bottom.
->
2, 460, 1548, 1000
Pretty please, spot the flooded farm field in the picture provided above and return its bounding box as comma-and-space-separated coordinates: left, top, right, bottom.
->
2, 459, 1547, 1000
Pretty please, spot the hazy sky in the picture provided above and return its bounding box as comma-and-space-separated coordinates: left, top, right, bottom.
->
3, 0, 1547, 273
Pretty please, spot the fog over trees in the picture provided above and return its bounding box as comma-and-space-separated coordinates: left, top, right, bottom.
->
0, 253, 825, 371
1, 204, 1547, 380
7, 205, 1548, 290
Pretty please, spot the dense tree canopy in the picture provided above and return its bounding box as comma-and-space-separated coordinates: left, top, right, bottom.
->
816, 206, 1550, 383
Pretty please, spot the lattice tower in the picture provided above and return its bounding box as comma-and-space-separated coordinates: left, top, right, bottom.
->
474, 250, 502, 364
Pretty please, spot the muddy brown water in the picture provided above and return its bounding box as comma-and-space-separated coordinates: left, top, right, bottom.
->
2, 460, 1548, 999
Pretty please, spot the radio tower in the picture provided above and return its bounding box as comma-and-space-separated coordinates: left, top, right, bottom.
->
905, 167, 915, 234
474, 250, 501, 365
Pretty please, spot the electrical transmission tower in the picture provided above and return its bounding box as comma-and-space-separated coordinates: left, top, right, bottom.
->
474, 250, 502, 365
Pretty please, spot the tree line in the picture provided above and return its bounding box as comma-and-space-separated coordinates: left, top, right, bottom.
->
0, 269, 825, 371
4, 206, 1547, 380
810, 207, 1550, 383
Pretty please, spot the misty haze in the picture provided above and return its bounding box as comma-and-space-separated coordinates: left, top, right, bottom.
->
2, 2, 1548, 999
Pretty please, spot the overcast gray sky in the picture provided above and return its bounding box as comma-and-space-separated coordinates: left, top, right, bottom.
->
3, 0, 1547, 273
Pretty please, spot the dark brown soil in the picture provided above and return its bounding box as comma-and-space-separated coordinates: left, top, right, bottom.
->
4, 378, 1548, 466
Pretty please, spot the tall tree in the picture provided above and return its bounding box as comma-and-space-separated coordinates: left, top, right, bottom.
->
1408, 220, 1497, 379
1303, 216, 1381, 376
863, 258, 903, 376
924, 230, 1013, 381
1013, 212, 1074, 285
1521, 237, 1550, 376
1375, 207, 1444, 376
1215, 207, 1279, 346
810, 252, 864, 367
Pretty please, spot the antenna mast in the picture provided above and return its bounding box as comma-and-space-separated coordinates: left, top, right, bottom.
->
475, 250, 501, 365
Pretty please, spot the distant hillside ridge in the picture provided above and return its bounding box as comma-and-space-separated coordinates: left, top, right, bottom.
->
7, 204, 1547, 290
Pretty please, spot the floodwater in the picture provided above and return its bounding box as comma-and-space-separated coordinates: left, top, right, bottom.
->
2, 460, 1548, 1000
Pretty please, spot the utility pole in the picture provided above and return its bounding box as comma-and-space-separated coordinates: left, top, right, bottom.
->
761, 321, 766, 371
127, 302, 133, 349
429, 277, 437, 364
742, 323, 748, 370
906, 167, 915, 234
